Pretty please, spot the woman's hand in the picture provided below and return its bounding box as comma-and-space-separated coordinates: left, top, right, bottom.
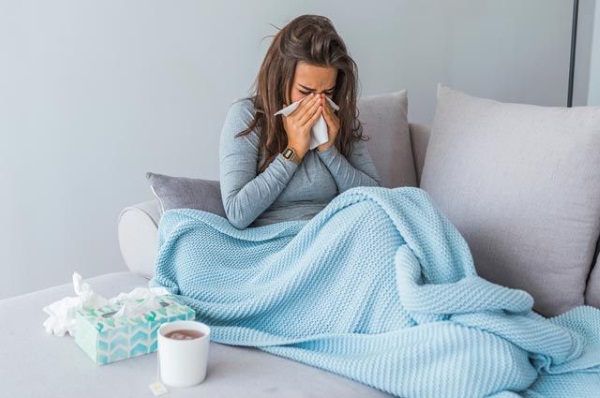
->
317, 95, 340, 152
281, 93, 322, 159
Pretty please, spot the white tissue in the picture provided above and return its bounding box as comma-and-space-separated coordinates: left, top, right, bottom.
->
274, 96, 340, 150
111, 286, 170, 318
42, 272, 170, 337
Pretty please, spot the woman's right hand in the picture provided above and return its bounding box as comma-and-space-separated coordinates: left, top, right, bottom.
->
281, 93, 322, 159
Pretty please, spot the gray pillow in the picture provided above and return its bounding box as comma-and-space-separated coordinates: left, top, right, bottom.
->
420, 84, 600, 316
359, 90, 417, 188
146, 172, 226, 218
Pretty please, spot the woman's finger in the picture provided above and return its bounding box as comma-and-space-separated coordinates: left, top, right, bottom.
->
324, 101, 338, 122
288, 93, 315, 118
299, 96, 322, 126
322, 103, 332, 123
306, 104, 322, 127
296, 94, 320, 120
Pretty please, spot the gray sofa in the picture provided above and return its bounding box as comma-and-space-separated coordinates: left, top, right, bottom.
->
2, 88, 599, 397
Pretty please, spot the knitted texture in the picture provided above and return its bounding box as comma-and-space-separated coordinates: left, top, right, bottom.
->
149, 187, 600, 397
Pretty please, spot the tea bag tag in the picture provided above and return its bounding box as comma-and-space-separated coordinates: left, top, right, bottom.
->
149, 382, 168, 396
149, 349, 168, 396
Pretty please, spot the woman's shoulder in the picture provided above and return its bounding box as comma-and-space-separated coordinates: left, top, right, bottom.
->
221, 97, 259, 143
226, 97, 257, 123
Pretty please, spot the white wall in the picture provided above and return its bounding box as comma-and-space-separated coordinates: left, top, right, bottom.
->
0, 0, 575, 299
589, 0, 600, 105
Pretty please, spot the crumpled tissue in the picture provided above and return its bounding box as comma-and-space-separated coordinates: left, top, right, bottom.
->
275, 96, 339, 150
42, 272, 169, 337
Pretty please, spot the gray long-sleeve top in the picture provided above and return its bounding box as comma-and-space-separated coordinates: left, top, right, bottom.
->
219, 98, 381, 229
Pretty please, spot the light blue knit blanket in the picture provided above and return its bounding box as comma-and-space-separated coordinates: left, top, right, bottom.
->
149, 187, 600, 397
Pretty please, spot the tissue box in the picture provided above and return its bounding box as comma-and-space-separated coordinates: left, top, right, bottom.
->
74, 295, 195, 365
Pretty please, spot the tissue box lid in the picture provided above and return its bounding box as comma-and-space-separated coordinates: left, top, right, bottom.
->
76, 295, 195, 332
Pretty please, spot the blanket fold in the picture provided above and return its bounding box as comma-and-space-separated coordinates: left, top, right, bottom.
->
150, 187, 600, 397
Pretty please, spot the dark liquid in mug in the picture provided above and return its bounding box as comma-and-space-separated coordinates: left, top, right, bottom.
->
164, 329, 205, 340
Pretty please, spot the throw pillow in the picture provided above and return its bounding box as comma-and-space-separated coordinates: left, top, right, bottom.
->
358, 90, 417, 188
146, 172, 226, 218
420, 84, 600, 316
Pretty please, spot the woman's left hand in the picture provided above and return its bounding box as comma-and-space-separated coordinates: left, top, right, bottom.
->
317, 95, 340, 152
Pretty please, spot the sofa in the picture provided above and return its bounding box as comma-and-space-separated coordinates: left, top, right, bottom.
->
2, 86, 599, 397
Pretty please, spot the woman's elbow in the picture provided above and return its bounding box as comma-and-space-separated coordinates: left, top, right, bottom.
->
228, 216, 251, 230
223, 200, 253, 229
365, 174, 382, 187
369, 170, 383, 187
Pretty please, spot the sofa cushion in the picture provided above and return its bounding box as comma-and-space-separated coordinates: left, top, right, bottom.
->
146, 172, 226, 217
359, 90, 417, 188
420, 84, 600, 316
0, 272, 388, 398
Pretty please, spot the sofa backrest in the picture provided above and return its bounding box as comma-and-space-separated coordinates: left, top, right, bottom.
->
409, 121, 600, 312
125, 120, 600, 313
408, 123, 431, 186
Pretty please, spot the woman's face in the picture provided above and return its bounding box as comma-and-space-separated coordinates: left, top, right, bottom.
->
287, 61, 338, 105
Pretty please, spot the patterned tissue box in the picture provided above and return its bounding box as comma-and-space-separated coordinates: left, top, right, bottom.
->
74, 295, 195, 365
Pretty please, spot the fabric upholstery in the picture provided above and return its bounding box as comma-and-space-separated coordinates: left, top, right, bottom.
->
408, 123, 431, 186
359, 90, 417, 188
146, 172, 226, 217
118, 201, 161, 279
420, 85, 600, 316
0, 272, 389, 398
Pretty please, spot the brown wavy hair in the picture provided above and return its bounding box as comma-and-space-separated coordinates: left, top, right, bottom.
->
237, 14, 365, 173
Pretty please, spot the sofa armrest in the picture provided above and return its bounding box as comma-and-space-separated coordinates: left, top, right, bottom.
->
118, 199, 161, 279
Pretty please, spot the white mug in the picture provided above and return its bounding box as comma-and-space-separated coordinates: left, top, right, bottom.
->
158, 320, 211, 387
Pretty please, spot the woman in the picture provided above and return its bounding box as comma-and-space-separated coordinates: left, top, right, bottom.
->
219, 14, 381, 229
151, 14, 600, 397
